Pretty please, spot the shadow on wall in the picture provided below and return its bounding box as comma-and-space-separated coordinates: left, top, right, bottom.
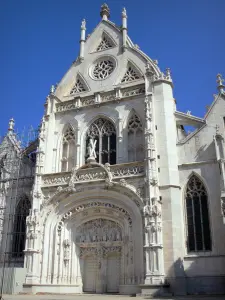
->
194, 141, 216, 162
164, 257, 225, 296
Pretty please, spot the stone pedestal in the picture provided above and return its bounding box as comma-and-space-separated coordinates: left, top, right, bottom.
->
139, 283, 171, 297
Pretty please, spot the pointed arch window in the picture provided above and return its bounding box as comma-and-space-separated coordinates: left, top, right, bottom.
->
185, 175, 211, 252
128, 113, 144, 162
12, 196, 31, 258
86, 118, 116, 165
61, 127, 76, 172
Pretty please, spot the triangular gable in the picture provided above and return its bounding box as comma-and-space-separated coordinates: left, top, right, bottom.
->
121, 61, 142, 83
69, 74, 89, 95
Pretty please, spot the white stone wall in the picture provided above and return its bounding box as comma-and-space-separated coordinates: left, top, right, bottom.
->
19, 6, 225, 295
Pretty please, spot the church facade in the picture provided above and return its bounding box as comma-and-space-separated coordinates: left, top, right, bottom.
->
1, 4, 225, 296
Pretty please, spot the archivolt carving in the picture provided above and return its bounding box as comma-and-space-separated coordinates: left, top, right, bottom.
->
57, 202, 132, 235
71, 201, 132, 225
76, 219, 122, 243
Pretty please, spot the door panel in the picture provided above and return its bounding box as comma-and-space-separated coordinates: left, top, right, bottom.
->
106, 255, 120, 293
83, 257, 97, 292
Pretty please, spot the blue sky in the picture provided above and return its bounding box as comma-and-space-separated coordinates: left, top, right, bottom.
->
1, 0, 225, 138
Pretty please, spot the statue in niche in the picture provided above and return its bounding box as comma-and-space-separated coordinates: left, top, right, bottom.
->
150, 223, 157, 244
151, 197, 161, 217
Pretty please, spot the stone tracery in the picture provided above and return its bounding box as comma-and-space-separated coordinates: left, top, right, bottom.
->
92, 59, 114, 80
86, 118, 116, 164
121, 66, 140, 83
96, 36, 113, 51
70, 78, 86, 94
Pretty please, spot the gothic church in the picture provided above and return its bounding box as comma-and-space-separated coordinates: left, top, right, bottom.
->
0, 3, 225, 296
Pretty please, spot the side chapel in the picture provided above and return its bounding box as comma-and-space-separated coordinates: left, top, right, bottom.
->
1, 3, 225, 296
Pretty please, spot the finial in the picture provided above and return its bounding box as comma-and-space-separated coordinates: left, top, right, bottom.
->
145, 63, 154, 77
81, 19, 86, 30
100, 3, 110, 20
217, 73, 225, 93
122, 7, 127, 18
186, 110, 191, 115
165, 68, 172, 81
8, 118, 15, 133
50, 84, 55, 94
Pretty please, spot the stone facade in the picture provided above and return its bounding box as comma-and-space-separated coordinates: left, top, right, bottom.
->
1, 4, 225, 296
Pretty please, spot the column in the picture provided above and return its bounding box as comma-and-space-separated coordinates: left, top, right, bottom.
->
117, 117, 123, 163
76, 127, 81, 168
24, 209, 41, 284
143, 68, 164, 285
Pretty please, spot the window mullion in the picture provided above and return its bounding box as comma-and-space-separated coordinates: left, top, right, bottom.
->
134, 131, 137, 161
191, 196, 197, 251
108, 135, 110, 163
99, 133, 102, 164
199, 194, 205, 251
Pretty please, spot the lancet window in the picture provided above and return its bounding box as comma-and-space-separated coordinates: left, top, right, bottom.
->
86, 118, 116, 165
61, 127, 76, 172
185, 175, 211, 252
12, 196, 31, 258
128, 113, 144, 162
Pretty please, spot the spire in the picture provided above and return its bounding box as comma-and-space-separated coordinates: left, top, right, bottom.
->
217, 73, 225, 93
100, 3, 110, 20
121, 7, 127, 52
8, 118, 15, 133
79, 19, 86, 61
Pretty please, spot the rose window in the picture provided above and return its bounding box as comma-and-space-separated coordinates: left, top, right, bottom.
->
92, 59, 114, 80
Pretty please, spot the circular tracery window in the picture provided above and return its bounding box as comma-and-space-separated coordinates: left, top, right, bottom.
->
91, 58, 115, 80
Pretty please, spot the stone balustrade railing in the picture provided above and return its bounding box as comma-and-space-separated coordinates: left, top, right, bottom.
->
42, 161, 145, 187
56, 85, 145, 113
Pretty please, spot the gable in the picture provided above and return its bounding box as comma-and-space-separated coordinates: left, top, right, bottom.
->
55, 17, 160, 100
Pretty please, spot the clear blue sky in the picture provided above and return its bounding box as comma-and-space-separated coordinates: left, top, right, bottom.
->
1, 0, 225, 137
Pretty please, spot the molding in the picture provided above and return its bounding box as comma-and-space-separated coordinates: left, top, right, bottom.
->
184, 253, 225, 259
175, 111, 206, 126
178, 159, 217, 168
159, 184, 181, 190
